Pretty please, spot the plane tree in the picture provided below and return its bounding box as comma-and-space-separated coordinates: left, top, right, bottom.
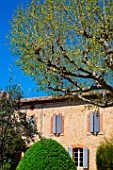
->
8, 0, 113, 107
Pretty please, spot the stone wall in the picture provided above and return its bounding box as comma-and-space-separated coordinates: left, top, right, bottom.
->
21, 100, 113, 170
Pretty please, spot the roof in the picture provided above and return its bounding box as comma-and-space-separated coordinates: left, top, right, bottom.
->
20, 91, 113, 107
21, 95, 76, 105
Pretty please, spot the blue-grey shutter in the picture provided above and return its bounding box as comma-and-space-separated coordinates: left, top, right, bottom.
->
68, 147, 73, 158
89, 114, 94, 133
52, 116, 57, 134
94, 112, 100, 133
56, 115, 62, 134
32, 117, 35, 123
83, 148, 88, 168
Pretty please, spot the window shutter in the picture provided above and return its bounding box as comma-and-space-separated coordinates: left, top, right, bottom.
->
89, 114, 94, 133
57, 115, 62, 134
52, 116, 57, 134
32, 117, 35, 123
94, 112, 100, 133
68, 147, 73, 158
83, 147, 88, 168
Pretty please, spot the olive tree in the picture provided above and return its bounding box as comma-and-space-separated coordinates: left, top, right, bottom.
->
0, 82, 39, 170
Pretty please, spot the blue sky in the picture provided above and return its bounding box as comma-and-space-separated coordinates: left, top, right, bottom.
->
0, 0, 47, 98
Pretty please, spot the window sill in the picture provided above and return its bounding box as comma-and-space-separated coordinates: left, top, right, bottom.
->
49, 133, 64, 136
76, 167, 84, 170
98, 132, 103, 135
87, 132, 103, 135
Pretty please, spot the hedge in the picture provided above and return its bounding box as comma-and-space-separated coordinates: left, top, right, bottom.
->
16, 138, 76, 170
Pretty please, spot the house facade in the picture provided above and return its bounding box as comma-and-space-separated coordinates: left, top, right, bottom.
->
21, 96, 113, 170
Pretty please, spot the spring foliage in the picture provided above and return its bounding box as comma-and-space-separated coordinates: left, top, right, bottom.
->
8, 0, 113, 106
16, 138, 76, 170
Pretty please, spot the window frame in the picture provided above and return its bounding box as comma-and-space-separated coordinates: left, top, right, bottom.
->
73, 148, 83, 168
86, 110, 103, 135
68, 145, 88, 169
50, 113, 64, 135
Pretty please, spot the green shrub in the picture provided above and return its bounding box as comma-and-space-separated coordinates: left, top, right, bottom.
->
16, 138, 76, 170
96, 137, 113, 170
0, 158, 12, 170
0, 134, 26, 170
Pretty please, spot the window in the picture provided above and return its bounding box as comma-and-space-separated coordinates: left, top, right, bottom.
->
27, 115, 36, 132
90, 112, 100, 133
87, 111, 103, 134
74, 148, 83, 167
68, 147, 88, 169
50, 114, 64, 135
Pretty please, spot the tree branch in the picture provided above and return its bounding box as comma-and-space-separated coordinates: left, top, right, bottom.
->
78, 94, 113, 107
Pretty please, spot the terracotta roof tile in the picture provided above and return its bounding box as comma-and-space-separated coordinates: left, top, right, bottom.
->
21, 96, 53, 103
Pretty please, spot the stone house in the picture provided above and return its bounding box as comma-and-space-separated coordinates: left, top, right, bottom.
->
21, 95, 113, 170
